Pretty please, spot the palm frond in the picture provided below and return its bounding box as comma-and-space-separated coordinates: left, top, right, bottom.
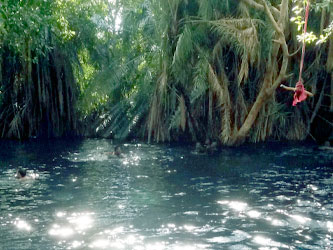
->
179, 95, 186, 131
238, 54, 249, 85
190, 55, 209, 103
169, 97, 185, 132
210, 18, 261, 85
172, 25, 193, 69
198, 0, 214, 20
207, 64, 232, 144
208, 64, 224, 107
234, 88, 248, 129
147, 58, 170, 143
8, 112, 22, 139
198, 0, 235, 20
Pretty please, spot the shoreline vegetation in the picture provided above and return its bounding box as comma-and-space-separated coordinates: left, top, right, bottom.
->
0, 0, 332, 146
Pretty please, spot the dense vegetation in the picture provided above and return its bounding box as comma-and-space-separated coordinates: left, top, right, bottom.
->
0, 0, 332, 145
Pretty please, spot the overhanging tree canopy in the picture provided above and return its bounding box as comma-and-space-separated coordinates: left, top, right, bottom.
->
0, 0, 332, 144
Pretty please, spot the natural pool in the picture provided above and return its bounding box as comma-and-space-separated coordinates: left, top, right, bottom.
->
0, 139, 332, 250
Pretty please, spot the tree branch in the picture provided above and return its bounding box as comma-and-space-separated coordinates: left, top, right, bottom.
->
241, 0, 280, 19
273, 39, 282, 44
288, 46, 301, 57
260, 0, 282, 34
285, 73, 294, 79
241, 0, 264, 11
278, 0, 289, 27
272, 43, 289, 88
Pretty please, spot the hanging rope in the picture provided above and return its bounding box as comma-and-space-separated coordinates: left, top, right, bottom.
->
293, 0, 311, 106
298, 0, 310, 83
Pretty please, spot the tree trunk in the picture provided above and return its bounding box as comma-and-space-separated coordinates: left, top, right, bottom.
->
327, 12, 333, 112
229, 0, 290, 145
229, 86, 269, 145
330, 74, 333, 112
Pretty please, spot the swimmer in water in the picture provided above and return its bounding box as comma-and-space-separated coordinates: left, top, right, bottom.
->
195, 142, 205, 153
15, 168, 39, 180
107, 146, 123, 157
114, 146, 122, 156
206, 141, 218, 154
15, 168, 27, 179
193, 140, 218, 154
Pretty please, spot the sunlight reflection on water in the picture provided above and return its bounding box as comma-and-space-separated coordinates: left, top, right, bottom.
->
14, 218, 32, 231
49, 212, 94, 240
247, 210, 261, 218
0, 139, 332, 249
253, 235, 289, 249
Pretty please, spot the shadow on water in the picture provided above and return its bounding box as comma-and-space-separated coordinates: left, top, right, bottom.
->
0, 139, 332, 249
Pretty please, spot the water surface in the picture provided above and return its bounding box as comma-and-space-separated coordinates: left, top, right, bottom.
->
0, 139, 332, 249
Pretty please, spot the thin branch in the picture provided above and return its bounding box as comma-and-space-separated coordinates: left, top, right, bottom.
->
268, 35, 290, 92
317, 114, 333, 127
273, 39, 282, 44
285, 73, 294, 79
309, 78, 326, 124
278, 0, 289, 27
241, 0, 264, 11
288, 46, 302, 57
260, 0, 282, 34
241, 0, 280, 19
271, 52, 288, 89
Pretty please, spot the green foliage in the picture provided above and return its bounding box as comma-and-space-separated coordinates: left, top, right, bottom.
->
191, 55, 209, 103
172, 25, 193, 69
0, 0, 53, 58
0, 0, 331, 142
291, 0, 333, 44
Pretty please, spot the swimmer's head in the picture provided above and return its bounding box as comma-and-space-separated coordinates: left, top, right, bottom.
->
114, 146, 122, 156
16, 168, 27, 179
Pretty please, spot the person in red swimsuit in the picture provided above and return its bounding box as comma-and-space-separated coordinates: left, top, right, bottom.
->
280, 80, 314, 106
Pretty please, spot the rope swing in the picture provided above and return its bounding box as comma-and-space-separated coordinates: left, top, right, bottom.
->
280, 0, 314, 106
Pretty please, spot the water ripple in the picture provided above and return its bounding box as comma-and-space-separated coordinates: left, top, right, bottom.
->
0, 140, 332, 249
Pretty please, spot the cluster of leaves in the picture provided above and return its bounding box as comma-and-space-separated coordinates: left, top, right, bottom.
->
0, 0, 54, 59
291, 0, 333, 44
0, 0, 331, 141
78, 0, 330, 142
74, 0, 159, 138
0, 0, 115, 137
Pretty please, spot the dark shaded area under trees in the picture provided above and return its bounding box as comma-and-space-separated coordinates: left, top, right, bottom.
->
0, 0, 332, 146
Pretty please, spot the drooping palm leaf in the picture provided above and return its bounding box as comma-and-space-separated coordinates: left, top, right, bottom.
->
210, 18, 262, 85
